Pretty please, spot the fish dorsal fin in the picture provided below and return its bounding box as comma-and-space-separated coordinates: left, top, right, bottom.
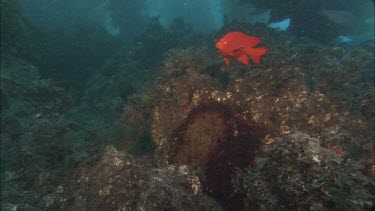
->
244, 36, 261, 47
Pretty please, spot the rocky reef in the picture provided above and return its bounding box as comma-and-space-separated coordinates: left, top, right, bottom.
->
40, 146, 223, 210
1, 15, 374, 210
233, 132, 373, 210
1, 57, 75, 210
120, 24, 374, 209
122, 42, 373, 209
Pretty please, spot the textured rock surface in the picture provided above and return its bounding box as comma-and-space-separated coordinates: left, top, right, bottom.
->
44, 146, 223, 210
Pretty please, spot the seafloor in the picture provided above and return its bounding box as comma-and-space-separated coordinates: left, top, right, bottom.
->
1, 8, 374, 211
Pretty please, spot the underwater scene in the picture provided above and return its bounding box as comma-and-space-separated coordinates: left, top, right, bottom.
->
1, 0, 374, 210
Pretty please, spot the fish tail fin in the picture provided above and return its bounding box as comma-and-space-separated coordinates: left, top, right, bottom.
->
246, 47, 268, 64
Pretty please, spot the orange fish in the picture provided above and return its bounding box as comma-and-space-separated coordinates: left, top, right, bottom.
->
215, 32, 268, 66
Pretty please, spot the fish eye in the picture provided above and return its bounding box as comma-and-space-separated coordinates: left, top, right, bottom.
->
224, 41, 227, 44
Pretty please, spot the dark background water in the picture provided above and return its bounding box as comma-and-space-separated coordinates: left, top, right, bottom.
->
4, 0, 373, 90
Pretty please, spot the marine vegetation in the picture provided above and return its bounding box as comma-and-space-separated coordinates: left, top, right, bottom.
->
232, 132, 374, 210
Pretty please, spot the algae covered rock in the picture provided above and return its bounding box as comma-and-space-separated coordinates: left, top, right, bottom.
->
45, 146, 222, 210
122, 44, 373, 209
232, 132, 374, 210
